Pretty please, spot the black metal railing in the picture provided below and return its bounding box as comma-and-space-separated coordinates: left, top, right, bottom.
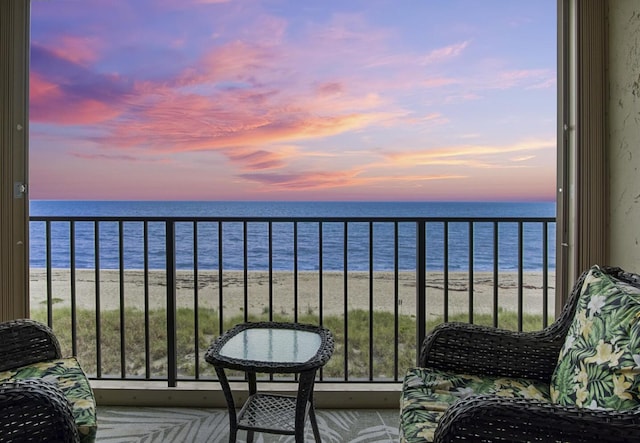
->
29, 215, 556, 386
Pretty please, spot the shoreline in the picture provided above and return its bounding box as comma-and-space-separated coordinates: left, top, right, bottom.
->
29, 269, 556, 318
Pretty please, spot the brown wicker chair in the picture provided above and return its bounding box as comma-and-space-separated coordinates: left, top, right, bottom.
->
0, 379, 79, 442
0, 319, 96, 443
399, 265, 640, 443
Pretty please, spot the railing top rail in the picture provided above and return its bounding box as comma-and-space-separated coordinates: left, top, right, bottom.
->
29, 215, 556, 223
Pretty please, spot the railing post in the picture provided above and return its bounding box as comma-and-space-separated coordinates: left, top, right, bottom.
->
166, 221, 178, 387
416, 221, 426, 365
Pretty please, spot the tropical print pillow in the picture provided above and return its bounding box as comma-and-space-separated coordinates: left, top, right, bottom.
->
550, 265, 640, 410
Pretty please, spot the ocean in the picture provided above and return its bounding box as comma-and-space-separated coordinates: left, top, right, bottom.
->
29, 201, 556, 272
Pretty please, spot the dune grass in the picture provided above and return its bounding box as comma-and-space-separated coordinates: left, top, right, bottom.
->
31, 307, 553, 381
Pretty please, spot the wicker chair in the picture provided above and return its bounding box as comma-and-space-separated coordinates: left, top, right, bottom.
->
0, 319, 97, 443
399, 265, 640, 443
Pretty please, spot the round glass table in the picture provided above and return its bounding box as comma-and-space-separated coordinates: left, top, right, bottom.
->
205, 322, 334, 443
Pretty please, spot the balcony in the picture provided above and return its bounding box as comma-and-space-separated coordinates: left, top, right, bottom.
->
29, 213, 555, 401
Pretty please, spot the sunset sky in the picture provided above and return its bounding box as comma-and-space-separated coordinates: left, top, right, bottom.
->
29, 0, 557, 201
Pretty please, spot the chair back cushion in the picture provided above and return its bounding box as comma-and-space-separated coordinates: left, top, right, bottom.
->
550, 265, 640, 410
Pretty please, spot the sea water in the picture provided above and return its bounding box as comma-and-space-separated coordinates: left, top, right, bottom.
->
29, 201, 556, 272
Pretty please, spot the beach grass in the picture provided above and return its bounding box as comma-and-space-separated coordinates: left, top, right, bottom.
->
31, 307, 553, 381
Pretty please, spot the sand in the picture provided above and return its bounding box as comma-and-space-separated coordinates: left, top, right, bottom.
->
29, 269, 556, 319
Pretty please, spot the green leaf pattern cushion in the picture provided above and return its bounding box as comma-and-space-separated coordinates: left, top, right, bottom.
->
399, 367, 549, 443
551, 265, 640, 410
0, 357, 97, 443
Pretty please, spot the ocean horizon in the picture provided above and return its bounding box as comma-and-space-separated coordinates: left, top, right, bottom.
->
29, 200, 556, 272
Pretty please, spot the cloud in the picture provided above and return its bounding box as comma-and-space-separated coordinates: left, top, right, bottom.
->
49, 35, 102, 65
30, 44, 131, 124
492, 69, 555, 90
421, 77, 459, 88
29, 1, 557, 201
30, 72, 124, 125
316, 82, 344, 97
363, 41, 469, 71
239, 168, 465, 192
154, 0, 232, 9
71, 152, 149, 162
239, 170, 355, 190
221, 146, 292, 170
419, 41, 471, 66
511, 155, 536, 162
386, 138, 555, 169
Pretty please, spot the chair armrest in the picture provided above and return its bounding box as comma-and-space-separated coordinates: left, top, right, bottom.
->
434, 394, 640, 443
0, 379, 79, 443
420, 322, 564, 381
0, 319, 62, 372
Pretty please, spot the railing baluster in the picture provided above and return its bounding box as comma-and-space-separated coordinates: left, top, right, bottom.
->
468, 221, 474, 324
518, 221, 524, 331
416, 220, 426, 365
46, 220, 52, 327
444, 222, 449, 323
319, 222, 323, 327
268, 221, 273, 322
166, 221, 177, 387
493, 222, 499, 328
193, 221, 199, 379
94, 221, 102, 379
243, 221, 248, 322
543, 222, 549, 328
144, 221, 150, 379
368, 222, 374, 381
70, 221, 77, 355
294, 222, 299, 323
119, 221, 126, 379
394, 222, 399, 382
218, 222, 223, 334
343, 221, 348, 381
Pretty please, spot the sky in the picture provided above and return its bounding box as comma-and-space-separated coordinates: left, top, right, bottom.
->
29, 0, 557, 202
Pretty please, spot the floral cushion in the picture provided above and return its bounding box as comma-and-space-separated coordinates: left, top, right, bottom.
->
550, 265, 640, 410
0, 357, 97, 443
399, 367, 550, 443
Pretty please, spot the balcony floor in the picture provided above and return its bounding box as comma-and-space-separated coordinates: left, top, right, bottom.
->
96, 406, 400, 442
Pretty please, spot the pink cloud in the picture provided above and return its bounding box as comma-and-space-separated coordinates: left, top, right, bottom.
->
239, 167, 468, 194
30, 72, 123, 124
70, 151, 169, 163
385, 138, 555, 169
421, 77, 459, 88
222, 147, 290, 170
49, 35, 101, 66
419, 41, 471, 66
492, 69, 555, 90
28, 2, 557, 202
316, 82, 344, 97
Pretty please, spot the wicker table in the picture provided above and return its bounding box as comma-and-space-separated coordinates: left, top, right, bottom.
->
205, 322, 334, 443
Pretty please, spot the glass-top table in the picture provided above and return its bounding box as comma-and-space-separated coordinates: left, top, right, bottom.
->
219, 328, 322, 363
205, 322, 334, 443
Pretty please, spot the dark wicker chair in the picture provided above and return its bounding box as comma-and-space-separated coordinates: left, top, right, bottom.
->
0, 319, 91, 443
400, 266, 640, 443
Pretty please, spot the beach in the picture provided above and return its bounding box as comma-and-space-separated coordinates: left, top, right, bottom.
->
30, 269, 556, 320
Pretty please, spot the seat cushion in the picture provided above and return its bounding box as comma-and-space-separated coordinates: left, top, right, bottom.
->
399, 367, 550, 443
0, 357, 97, 443
551, 265, 640, 411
